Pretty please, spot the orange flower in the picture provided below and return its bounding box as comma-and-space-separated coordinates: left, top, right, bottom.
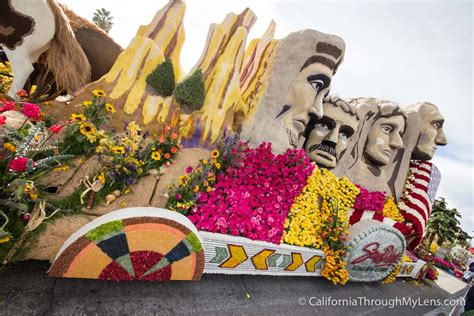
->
171, 147, 178, 154
171, 133, 178, 140
159, 136, 165, 143
164, 153, 171, 159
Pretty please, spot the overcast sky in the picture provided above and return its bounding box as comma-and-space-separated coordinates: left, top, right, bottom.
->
62, 0, 473, 235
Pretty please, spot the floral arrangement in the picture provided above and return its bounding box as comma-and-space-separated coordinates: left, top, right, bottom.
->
0, 61, 13, 95
166, 134, 247, 214
82, 123, 183, 208
0, 97, 73, 265
283, 167, 359, 285
382, 197, 404, 223
60, 90, 115, 156
353, 185, 386, 212
187, 143, 313, 244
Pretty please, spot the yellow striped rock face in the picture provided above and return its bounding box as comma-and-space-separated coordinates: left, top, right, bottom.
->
60, 1, 345, 152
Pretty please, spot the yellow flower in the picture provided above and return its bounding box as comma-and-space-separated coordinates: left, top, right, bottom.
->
80, 122, 96, 137
97, 172, 106, 184
3, 142, 16, 152
52, 165, 70, 172
0, 235, 11, 244
193, 185, 200, 192
210, 149, 220, 159
206, 187, 213, 192
29, 85, 37, 95
105, 103, 116, 113
215, 162, 221, 169
70, 113, 86, 122
128, 121, 141, 135
82, 100, 93, 107
202, 159, 208, 165
29, 191, 38, 200
95, 146, 105, 154
151, 151, 161, 161
92, 89, 106, 97
113, 146, 125, 155
124, 188, 131, 195
178, 175, 189, 186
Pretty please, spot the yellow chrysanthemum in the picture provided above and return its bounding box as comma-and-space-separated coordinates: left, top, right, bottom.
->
82, 100, 93, 107
193, 185, 200, 192
3, 142, 16, 152
151, 151, 161, 161
92, 89, 106, 97
210, 149, 220, 159
70, 113, 86, 122
105, 103, 116, 113
214, 162, 221, 169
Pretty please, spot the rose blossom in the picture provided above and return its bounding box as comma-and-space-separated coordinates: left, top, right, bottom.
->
9, 156, 33, 172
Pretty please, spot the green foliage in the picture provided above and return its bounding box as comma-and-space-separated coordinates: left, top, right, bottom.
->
426, 197, 463, 245
173, 69, 205, 111
92, 8, 114, 33
146, 59, 175, 96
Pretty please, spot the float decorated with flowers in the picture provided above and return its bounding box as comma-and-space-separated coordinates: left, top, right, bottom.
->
0, 0, 444, 285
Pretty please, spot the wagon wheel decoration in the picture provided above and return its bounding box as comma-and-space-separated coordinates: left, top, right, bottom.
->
49, 208, 205, 281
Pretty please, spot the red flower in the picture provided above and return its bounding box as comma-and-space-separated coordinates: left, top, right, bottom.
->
0, 115, 6, 125
21, 103, 41, 119
9, 156, 33, 172
164, 153, 171, 159
0, 101, 15, 112
16, 89, 28, 97
185, 166, 193, 174
49, 124, 64, 134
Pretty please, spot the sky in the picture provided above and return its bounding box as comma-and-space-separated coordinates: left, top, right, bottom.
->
61, 0, 473, 235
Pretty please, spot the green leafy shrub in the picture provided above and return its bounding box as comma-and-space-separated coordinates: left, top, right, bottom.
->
173, 69, 205, 111
146, 59, 175, 96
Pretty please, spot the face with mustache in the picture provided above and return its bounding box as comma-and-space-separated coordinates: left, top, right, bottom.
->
364, 115, 405, 166
304, 103, 359, 168
278, 62, 333, 147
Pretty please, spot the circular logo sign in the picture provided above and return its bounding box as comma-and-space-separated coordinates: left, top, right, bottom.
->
344, 219, 406, 282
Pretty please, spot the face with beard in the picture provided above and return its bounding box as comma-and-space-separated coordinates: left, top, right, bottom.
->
304, 102, 359, 168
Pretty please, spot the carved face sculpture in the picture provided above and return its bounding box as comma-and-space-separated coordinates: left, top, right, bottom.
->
412, 104, 447, 160
277, 42, 344, 147
304, 98, 359, 168
364, 115, 405, 166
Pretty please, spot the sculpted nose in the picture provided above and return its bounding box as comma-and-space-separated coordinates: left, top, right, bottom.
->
326, 128, 338, 144
389, 133, 403, 149
435, 129, 448, 146
309, 97, 324, 119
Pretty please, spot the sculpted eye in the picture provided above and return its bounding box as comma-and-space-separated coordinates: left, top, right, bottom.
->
433, 122, 442, 129
339, 131, 349, 140
382, 125, 393, 134
316, 122, 329, 130
308, 78, 324, 92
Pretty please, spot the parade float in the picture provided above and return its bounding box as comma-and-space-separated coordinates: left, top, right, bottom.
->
0, 0, 447, 284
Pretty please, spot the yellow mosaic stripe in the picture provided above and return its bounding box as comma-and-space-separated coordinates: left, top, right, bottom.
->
219, 244, 248, 268
305, 255, 323, 272
285, 252, 303, 271
251, 249, 276, 270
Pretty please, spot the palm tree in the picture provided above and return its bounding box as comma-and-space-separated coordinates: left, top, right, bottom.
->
426, 197, 461, 246
92, 8, 114, 33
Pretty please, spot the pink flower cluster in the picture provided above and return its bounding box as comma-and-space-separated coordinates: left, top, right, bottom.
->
353, 185, 386, 212
188, 143, 314, 244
